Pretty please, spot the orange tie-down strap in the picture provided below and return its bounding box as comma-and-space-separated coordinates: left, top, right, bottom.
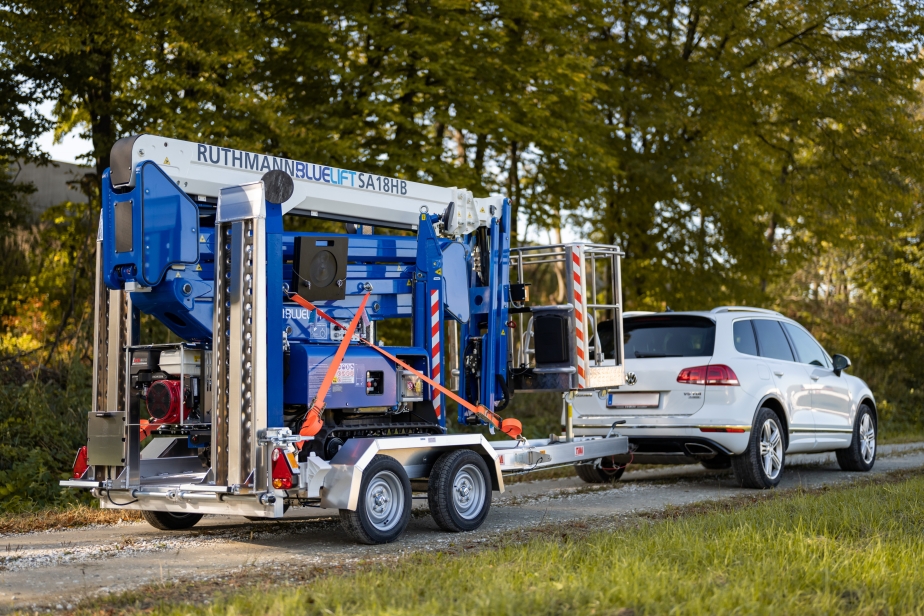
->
289, 293, 522, 441
292, 292, 371, 447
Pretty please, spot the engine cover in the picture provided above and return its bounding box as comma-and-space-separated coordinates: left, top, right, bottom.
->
283, 344, 429, 410
146, 379, 187, 424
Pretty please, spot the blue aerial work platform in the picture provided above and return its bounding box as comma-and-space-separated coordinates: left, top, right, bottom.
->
62, 134, 629, 544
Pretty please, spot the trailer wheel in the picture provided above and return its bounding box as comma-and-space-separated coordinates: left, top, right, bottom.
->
428, 449, 492, 533
141, 510, 203, 531
339, 455, 411, 545
575, 457, 625, 484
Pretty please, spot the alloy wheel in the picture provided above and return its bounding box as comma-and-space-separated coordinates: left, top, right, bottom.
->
759, 418, 783, 480
859, 413, 876, 465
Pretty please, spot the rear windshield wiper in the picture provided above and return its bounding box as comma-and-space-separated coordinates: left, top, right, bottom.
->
633, 352, 683, 358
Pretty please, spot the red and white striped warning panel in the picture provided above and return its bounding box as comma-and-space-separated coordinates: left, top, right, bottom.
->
571, 247, 588, 389
430, 288, 442, 418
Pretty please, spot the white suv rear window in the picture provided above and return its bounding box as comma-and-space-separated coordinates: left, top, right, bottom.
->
624, 316, 716, 358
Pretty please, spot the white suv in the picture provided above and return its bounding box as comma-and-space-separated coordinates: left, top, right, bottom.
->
569, 307, 877, 489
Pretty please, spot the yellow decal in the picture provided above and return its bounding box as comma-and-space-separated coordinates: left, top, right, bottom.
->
196, 264, 202, 271
501, 329, 506, 336
421, 214, 426, 221
163, 157, 171, 165
199, 235, 206, 242
480, 207, 485, 213
435, 268, 442, 275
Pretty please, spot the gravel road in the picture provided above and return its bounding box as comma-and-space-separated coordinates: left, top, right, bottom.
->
2, 443, 923, 612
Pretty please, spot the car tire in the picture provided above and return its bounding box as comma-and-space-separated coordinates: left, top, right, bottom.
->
575, 457, 626, 484
141, 510, 203, 531
700, 455, 731, 470
428, 449, 492, 533
339, 455, 411, 545
836, 404, 877, 472
731, 407, 785, 489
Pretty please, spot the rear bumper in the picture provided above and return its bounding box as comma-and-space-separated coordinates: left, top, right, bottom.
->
568, 387, 756, 457
572, 420, 751, 458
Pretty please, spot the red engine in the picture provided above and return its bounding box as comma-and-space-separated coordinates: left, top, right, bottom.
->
146, 379, 190, 424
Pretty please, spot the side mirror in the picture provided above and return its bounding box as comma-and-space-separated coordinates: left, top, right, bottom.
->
832, 354, 851, 376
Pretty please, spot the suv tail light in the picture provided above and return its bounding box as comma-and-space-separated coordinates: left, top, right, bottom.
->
677, 364, 740, 386
271, 448, 293, 490
72, 446, 89, 479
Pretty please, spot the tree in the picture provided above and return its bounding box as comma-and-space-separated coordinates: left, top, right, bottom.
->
580, 0, 924, 311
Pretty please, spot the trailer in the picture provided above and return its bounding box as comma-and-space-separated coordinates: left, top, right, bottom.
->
61, 135, 629, 544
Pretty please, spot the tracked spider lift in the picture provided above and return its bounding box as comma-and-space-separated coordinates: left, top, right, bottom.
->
61, 135, 628, 544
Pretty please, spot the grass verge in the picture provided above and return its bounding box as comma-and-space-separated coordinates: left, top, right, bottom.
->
77, 469, 924, 616
879, 427, 924, 445
0, 505, 141, 534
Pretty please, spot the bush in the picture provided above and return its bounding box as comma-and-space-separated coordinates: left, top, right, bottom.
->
0, 361, 93, 512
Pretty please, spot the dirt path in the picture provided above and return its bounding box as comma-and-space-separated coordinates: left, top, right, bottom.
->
2, 443, 923, 612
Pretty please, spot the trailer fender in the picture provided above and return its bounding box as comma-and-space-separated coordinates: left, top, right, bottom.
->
320, 434, 504, 510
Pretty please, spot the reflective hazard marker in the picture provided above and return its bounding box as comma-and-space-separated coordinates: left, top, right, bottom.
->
430, 288, 442, 419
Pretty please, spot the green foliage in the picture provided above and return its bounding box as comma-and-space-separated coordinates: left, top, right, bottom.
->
0, 362, 92, 512
2, 0, 924, 508
781, 300, 924, 436
582, 1, 924, 311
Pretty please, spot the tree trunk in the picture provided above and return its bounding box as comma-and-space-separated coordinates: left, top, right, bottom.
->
87, 49, 115, 180
508, 140, 519, 244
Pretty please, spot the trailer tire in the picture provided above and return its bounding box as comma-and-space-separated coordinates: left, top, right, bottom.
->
339, 455, 411, 545
141, 510, 203, 531
575, 457, 625, 484
428, 449, 492, 533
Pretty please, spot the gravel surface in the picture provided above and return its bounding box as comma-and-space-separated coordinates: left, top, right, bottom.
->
2, 442, 922, 612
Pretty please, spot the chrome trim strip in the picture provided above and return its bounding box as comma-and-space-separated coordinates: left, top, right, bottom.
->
573, 423, 751, 432
790, 427, 854, 434
574, 423, 853, 435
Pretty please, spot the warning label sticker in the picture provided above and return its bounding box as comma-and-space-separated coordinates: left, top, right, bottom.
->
333, 363, 355, 385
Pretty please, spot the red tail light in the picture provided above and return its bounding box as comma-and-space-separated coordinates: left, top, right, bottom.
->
72, 446, 89, 479
677, 364, 739, 386
271, 448, 293, 490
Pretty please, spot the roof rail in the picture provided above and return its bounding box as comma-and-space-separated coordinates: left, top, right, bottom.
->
623, 311, 657, 318
711, 306, 783, 317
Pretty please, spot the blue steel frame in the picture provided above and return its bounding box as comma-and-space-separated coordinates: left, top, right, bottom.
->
457, 199, 511, 426
265, 200, 284, 429
101, 164, 513, 435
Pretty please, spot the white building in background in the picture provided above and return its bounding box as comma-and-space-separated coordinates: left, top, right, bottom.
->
9, 159, 92, 215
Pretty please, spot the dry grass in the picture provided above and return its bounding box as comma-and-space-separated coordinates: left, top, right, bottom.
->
0, 505, 141, 534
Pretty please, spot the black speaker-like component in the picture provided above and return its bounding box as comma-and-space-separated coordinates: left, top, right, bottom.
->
534, 313, 570, 364
292, 236, 348, 301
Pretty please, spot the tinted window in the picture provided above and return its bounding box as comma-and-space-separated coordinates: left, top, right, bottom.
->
623, 316, 716, 358
733, 320, 758, 356
752, 319, 795, 362
783, 323, 829, 367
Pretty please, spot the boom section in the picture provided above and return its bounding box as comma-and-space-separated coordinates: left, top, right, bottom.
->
110, 134, 500, 232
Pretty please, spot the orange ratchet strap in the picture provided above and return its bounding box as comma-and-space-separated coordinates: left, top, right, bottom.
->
292, 293, 371, 447
288, 292, 522, 440
360, 338, 522, 439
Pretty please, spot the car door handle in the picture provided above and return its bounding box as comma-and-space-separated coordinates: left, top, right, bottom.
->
811, 375, 819, 381
774, 371, 784, 377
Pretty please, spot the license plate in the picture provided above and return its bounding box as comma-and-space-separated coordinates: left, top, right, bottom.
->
607, 392, 660, 409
